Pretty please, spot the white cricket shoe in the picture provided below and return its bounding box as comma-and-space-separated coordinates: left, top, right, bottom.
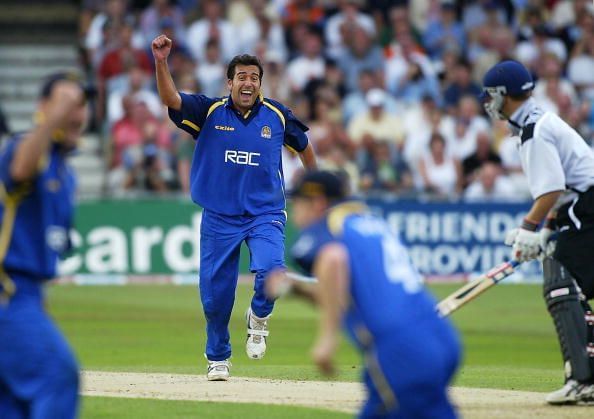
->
207, 359, 230, 381
245, 307, 269, 359
545, 379, 594, 405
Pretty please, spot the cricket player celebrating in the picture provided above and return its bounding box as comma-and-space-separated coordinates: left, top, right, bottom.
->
481, 60, 594, 404
152, 35, 317, 381
0, 74, 88, 418
268, 171, 461, 418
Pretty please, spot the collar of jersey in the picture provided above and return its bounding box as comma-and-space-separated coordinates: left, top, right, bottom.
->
508, 97, 536, 131
225, 93, 264, 121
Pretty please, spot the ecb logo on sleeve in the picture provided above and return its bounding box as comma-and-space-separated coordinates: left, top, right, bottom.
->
261, 125, 271, 139
46, 225, 69, 253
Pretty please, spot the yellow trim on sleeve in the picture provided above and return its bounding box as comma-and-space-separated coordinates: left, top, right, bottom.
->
327, 202, 369, 236
262, 101, 286, 129
283, 144, 298, 154
0, 182, 28, 263
207, 99, 227, 118
181, 119, 200, 133
0, 182, 28, 303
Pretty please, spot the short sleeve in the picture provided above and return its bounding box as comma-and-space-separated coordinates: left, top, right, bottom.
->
283, 107, 309, 153
168, 93, 216, 137
520, 123, 565, 199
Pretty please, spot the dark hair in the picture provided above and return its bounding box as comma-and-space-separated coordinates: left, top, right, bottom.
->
39, 72, 92, 100
226, 54, 264, 80
430, 132, 446, 147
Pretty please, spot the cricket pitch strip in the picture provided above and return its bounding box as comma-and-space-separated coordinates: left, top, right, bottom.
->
82, 371, 593, 418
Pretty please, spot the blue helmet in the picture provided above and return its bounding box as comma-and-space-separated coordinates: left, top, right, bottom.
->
480, 60, 534, 120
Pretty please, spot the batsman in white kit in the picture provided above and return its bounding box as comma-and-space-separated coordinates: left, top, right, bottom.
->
481, 60, 594, 405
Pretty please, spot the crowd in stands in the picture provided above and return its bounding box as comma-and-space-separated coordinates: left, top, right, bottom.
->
78, 0, 594, 201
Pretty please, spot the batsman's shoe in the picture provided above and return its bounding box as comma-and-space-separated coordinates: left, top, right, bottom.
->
207, 359, 230, 381
246, 307, 269, 359
545, 380, 594, 405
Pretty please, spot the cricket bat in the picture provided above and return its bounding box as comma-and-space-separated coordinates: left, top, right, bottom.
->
436, 260, 520, 317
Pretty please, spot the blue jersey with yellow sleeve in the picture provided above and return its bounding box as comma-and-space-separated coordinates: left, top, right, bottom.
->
291, 201, 439, 350
0, 135, 76, 280
169, 93, 309, 216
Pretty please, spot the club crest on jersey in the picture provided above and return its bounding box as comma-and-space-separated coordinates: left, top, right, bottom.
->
261, 125, 271, 139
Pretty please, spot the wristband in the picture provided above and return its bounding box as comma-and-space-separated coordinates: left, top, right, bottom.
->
521, 218, 539, 232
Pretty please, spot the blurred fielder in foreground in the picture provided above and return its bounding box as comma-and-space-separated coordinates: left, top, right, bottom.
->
0, 74, 88, 418
152, 34, 317, 381
267, 171, 461, 418
482, 60, 594, 404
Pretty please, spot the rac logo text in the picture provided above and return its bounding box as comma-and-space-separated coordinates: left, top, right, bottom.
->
225, 150, 260, 166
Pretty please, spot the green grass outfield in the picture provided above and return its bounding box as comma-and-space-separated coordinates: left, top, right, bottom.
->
48, 283, 563, 418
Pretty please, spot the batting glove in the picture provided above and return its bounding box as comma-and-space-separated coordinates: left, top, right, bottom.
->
506, 219, 541, 262
538, 217, 557, 260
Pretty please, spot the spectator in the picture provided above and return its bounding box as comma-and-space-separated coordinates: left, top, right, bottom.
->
347, 88, 406, 162
468, 26, 515, 80
324, 0, 376, 59
442, 94, 490, 160
462, 0, 507, 35
463, 162, 517, 202
517, 6, 550, 43
360, 140, 413, 194
79, 0, 103, 43
418, 132, 462, 197
533, 52, 578, 114
302, 58, 348, 104
260, 51, 290, 102
391, 56, 442, 106
550, 0, 585, 30
336, 25, 384, 92
281, 0, 325, 34
423, 0, 466, 60
195, 38, 225, 98
85, 0, 144, 67
342, 69, 400, 124
237, 0, 288, 62
443, 59, 482, 113
153, 17, 193, 84
318, 144, 361, 195
106, 65, 162, 127
98, 16, 152, 89
555, 0, 593, 53
464, 0, 508, 63
286, 27, 326, 92
139, 0, 186, 46
109, 96, 171, 169
403, 96, 448, 167
382, 3, 423, 48
186, 0, 237, 63
515, 25, 567, 74
308, 87, 353, 157
567, 19, 594, 100
108, 97, 173, 194
461, 130, 502, 187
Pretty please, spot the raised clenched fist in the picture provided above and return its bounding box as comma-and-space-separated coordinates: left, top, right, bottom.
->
151, 34, 173, 62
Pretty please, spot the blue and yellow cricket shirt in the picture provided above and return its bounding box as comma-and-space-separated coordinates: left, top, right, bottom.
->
168, 93, 309, 216
0, 135, 76, 281
291, 201, 439, 350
